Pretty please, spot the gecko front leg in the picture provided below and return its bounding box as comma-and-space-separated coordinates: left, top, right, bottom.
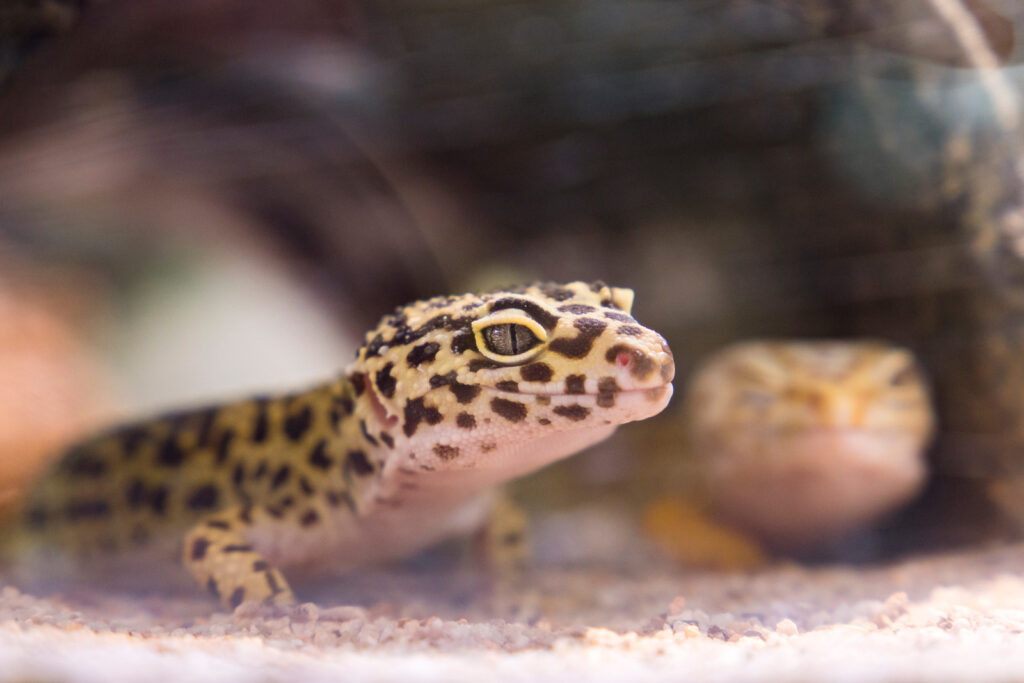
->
476, 491, 530, 583
183, 506, 296, 609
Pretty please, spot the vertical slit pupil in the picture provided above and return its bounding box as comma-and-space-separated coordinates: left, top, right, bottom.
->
509, 324, 518, 354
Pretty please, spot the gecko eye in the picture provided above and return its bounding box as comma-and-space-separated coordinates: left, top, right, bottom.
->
471, 309, 549, 364
888, 363, 918, 387
482, 324, 540, 356
875, 350, 921, 388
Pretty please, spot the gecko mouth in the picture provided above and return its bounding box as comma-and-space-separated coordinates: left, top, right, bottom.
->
490, 382, 673, 403
484, 382, 674, 419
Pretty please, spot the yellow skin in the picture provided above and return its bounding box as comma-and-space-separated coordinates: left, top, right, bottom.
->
682, 340, 935, 550
1, 281, 674, 608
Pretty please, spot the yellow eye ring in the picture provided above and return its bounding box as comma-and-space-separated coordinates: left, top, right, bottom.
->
471, 309, 549, 364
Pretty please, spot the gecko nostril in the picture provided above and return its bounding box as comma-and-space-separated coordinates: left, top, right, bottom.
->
606, 344, 657, 380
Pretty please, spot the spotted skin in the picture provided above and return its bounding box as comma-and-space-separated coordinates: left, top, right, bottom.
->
4, 281, 674, 607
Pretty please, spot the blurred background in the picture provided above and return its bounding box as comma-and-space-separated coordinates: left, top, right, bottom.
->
3, 0, 1024, 564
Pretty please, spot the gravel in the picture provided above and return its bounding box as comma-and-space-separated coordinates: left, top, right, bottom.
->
5, 541, 1024, 681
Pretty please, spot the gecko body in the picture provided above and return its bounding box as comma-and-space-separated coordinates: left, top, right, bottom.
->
2, 281, 674, 607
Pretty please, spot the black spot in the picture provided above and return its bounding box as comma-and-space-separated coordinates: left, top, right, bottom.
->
468, 358, 504, 372
565, 374, 586, 394
456, 412, 476, 429
253, 461, 268, 480
450, 330, 477, 354
549, 318, 608, 358
558, 304, 596, 314
538, 417, 552, 425
350, 372, 367, 396
299, 476, 314, 496
126, 479, 147, 508
407, 341, 441, 367
308, 439, 333, 470
118, 427, 148, 458
403, 397, 443, 437
270, 465, 291, 490
207, 578, 221, 600
360, 420, 379, 446
300, 509, 320, 527
520, 363, 553, 383
489, 298, 560, 330
67, 450, 109, 479
363, 332, 386, 358
232, 463, 245, 487
590, 280, 607, 292
433, 444, 459, 460
554, 405, 590, 421
190, 538, 210, 560
157, 436, 186, 467
451, 380, 482, 403
380, 432, 395, 448
195, 408, 218, 448
405, 314, 477, 348
618, 325, 643, 337
346, 450, 375, 476
251, 399, 270, 443
62, 450, 108, 478
65, 500, 110, 519
338, 397, 355, 415
265, 570, 282, 594
215, 430, 235, 465
187, 485, 220, 510
597, 377, 620, 408
375, 362, 397, 400
543, 286, 575, 301
150, 486, 168, 515
223, 544, 253, 552
229, 587, 245, 609
266, 506, 285, 519
283, 405, 313, 442
491, 398, 527, 423
430, 371, 482, 404
207, 520, 230, 530
253, 560, 269, 572
603, 311, 634, 323
496, 380, 519, 393
239, 507, 253, 525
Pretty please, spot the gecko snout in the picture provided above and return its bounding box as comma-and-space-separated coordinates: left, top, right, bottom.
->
605, 337, 674, 386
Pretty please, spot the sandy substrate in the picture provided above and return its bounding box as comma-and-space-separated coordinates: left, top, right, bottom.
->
4, 540, 1024, 682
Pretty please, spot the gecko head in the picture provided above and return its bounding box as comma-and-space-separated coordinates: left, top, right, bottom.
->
684, 340, 934, 548
348, 281, 674, 478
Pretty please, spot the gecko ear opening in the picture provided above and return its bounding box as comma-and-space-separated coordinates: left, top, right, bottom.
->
365, 380, 399, 425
